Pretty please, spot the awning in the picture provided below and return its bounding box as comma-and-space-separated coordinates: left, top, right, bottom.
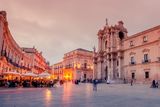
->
39, 72, 51, 77
3, 71, 21, 75
22, 72, 38, 77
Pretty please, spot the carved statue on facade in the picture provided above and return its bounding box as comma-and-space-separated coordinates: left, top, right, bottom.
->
106, 18, 108, 25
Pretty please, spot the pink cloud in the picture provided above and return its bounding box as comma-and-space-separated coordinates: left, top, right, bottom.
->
0, 0, 160, 64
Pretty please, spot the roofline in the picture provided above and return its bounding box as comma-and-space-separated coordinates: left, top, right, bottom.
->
53, 61, 63, 66
64, 48, 93, 55
124, 25, 160, 41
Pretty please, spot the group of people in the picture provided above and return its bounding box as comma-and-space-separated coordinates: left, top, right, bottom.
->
0, 79, 59, 88
73, 79, 98, 91
22, 80, 57, 88
0, 80, 20, 87
74, 79, 80, 85
1, 78, 159, 90
151, 80, 159, 88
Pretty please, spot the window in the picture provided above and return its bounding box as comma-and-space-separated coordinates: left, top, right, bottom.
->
117, 60, 119, 66
132, 73, 135, 79
130, 41, 134, 46
142, 54, 150, 63
130, 56, 135, 64
143, 36, 148, 42
144, 54, 148, 61
119, 32, 124, 40
145, 72, 149, 79
84, 63, 87, 68
84, 74, 87, 79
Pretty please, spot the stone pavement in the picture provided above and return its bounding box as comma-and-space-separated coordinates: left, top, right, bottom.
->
0, 83, 160, 107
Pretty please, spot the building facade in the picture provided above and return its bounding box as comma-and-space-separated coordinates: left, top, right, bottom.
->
52, 61, 63, 79
22, 47, 50, 74
0, 11, 49, 79
53, 48, 93, 81
94, 19, 160, 83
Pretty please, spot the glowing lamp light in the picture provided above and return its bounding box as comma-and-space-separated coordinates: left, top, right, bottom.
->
77, 64, 81, 68
47, 76, 51, 79
9, 75, 12, 80
90, 66, 93, 69
64, 74, 72, 80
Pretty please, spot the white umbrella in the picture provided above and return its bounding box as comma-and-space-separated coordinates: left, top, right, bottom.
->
22, 72, 38, 77
3, 71, 21, 75
39, 72, 51, 77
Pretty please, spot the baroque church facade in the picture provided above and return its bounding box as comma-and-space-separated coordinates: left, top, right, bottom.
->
93, 19, 160, 83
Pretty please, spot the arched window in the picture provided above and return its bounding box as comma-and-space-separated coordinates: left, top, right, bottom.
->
119, 31, 124, 40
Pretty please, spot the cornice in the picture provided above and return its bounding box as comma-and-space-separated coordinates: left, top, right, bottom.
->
124, 25, 160, 41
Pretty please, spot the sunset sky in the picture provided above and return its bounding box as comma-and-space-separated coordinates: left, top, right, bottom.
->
0, 0, 160, 65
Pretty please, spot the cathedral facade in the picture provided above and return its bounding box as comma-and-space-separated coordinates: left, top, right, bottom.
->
93, 19, 160, 83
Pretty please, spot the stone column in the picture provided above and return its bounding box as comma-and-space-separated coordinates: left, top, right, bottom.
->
100, 56, 103, 80
93, 56, 97, 79
110, 54, 114, 80
98, 36, 102, 52
106, 54, 110, 81
110, 33, 113, 52
102, 36, 106, 51
96, 60, 101, 79
105, 55, 108, 79
93, 63, 97, 79
118, 52, 121, 79
101, 55, 107, 80
110, 27, 115, 51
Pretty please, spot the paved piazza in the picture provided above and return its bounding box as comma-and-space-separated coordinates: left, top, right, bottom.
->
0, 83, 160, 107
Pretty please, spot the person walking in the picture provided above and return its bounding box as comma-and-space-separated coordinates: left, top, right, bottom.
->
151, 80, 156, 88
93, 79, 98, 91
131, 79, 133, 86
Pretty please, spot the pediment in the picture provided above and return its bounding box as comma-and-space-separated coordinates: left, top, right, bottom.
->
142, 49, 150, 52
129, 52, 136, 55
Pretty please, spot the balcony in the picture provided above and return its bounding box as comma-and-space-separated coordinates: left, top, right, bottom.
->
4, 56, 30, 70
129, 61, 136, 65
142, 59, 151, 64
